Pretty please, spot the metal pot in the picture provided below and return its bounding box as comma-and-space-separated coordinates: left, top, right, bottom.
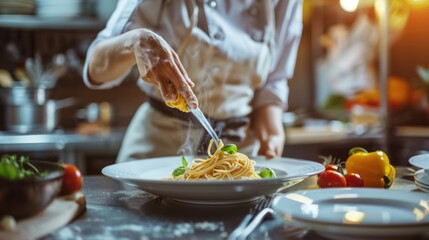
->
1, 85, 49, 105
0, 86, 75, 133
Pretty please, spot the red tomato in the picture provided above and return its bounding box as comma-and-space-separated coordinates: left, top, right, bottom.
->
61, 164, 83, 195
325, 164, 338, 172
317, 170, 347, 188
318, 164, 338, 177
345, 173, 364, 187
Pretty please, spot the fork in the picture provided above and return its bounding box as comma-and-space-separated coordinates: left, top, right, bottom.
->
228, 196, 274, 240
229, 196, 309, 240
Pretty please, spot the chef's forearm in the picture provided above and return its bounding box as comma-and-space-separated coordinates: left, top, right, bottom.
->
88, 30, 139, 85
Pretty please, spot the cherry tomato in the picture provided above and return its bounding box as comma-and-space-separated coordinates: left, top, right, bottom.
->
345, 173, 364, 187
318, 164, 338, 177
325, 164, 338, 172
61, 164, 83, 195
317, 170, 347, 188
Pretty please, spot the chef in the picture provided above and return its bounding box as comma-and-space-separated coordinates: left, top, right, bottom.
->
83, 0, 303, 162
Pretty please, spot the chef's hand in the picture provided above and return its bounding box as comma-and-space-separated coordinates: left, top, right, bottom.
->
88, 28, 198, 109
251, 105, 285, 159
132, 29, 198, 108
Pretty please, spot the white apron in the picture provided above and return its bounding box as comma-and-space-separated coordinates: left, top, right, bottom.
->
116, 0, 276, 162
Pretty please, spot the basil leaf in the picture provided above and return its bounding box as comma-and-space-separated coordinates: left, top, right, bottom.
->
172, 166, 186, 177
221, 144, 237, 154
172, 156, 189, 177
258, 168, 276, 179
181, 156, 188, 168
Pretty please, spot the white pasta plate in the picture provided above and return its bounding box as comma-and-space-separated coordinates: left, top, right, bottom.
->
271, 188, 429, 240
102, 156, 324, 204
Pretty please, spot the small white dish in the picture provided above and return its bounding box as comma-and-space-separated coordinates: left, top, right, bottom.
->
415, 179, 429, 189
409, 154, 429, 172
415, 169, 429, 186
102, 156, 324, 204
272, 188, 429, 240
415, 181, 429, 193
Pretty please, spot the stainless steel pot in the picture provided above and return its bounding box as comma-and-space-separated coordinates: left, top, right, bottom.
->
0, 86, 75, 133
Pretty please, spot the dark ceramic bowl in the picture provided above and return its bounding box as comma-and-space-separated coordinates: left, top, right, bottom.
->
0, 161, 64, 219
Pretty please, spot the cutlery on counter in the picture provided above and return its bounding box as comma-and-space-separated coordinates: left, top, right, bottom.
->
228, 195, 307, 240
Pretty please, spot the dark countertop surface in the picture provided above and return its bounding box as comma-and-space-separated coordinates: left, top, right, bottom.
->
40, 167, 429, 240
40, 176, 317, 240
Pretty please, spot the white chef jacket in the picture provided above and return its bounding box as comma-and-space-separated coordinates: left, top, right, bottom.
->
83, 0, 302, 161
83, 0, 302, 119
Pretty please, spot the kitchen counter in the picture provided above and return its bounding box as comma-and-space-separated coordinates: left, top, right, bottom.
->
283, 125, 384, 164
39, 167, 428, 240
0, 125, 385, 174
0, 127, 126, 173
390, 126, 429, 166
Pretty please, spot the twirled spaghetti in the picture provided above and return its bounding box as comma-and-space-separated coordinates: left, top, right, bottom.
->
172, 140, 261, 180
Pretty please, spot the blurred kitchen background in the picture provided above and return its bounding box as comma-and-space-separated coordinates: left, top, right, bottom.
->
0, 0, 428, 174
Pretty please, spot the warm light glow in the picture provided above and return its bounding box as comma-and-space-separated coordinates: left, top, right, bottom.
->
286, 193, 319, 218
407, 0, 429, 7
343, 211, 365, 224
286, 193, 313, 205
414, 208, 425, 221
374, 0, 386, 19
334, 193, 359, 199
339, 0, 360, 12
413, 200, 429, 221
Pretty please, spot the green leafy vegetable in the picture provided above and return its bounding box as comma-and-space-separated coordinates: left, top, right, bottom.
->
172, 167, 186, 177
221, 144, 237, 154
0, 155, 45, 181
258, 168, 276, 179
181, 156, 188, 168
172, 156, 188, 177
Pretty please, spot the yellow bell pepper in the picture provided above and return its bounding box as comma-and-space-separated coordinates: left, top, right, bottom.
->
345, 147, 396, 188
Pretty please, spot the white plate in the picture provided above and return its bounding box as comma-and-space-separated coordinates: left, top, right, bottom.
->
102, 156, 324, 204
415, 181, 429, 193
415, 179, 429, 189
409, 154, 429, 170
272, 188, 429, 240
415, 169, 429, 185
416, 184, 429, 193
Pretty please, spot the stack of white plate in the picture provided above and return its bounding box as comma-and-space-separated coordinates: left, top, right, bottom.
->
409, 153, 429, 193
271, 188, 429, 240
0, 0, 35, 15
36, 0, 82, 18
414, 169, 429, 193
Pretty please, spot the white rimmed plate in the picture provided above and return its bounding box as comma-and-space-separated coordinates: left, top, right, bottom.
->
409, 154, 429, 170
415, 181, 429, 193
272, 188, 429, 240
415, 169, 429, 185
102, 156, 324, 204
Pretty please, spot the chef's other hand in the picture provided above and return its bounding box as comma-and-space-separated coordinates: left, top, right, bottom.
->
258, 134, 284, 159
132, 29, 198, 109
252, 105, 285, 159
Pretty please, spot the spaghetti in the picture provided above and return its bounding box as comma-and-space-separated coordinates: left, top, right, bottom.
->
171, 139, 262, 180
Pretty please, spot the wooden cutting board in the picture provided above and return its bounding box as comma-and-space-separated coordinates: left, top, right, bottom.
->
0, 191, 86, 240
